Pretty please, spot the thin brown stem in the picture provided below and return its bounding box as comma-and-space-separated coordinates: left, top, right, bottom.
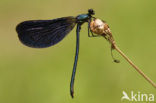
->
112, 42, 156, 88
90, 18, 156, 88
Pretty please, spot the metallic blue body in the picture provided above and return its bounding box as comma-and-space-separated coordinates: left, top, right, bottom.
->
70, 10, 94, 98
70, 24, 80, 98
76, 14, 89, 23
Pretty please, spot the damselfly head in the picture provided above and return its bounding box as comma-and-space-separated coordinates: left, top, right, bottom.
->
88, 9, 95, 16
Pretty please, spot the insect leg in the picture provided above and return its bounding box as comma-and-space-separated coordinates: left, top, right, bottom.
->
88, 19, 100, 37
88, 20, 91, 37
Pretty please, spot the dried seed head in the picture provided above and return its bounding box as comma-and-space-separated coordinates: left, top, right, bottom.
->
90, 18, 119, 63
90, 18, 114, 42
90, 18, 105, 35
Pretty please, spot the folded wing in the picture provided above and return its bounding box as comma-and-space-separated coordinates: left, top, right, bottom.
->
16, 16, 76, 48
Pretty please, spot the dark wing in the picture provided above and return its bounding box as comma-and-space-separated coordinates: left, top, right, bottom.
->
16, 16, 76, 48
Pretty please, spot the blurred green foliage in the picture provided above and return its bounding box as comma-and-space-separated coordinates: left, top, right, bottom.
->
0, 0, 156, 103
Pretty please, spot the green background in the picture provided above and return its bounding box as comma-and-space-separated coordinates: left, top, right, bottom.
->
0, 0, 156, 103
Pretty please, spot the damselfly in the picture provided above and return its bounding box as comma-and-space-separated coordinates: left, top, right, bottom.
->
16, 9, 96, 98
16, 9, 156, 98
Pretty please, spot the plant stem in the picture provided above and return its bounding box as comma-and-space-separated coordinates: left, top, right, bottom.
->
112, 42, 156, 88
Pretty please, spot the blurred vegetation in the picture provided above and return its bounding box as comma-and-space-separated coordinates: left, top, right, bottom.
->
0, 0, 156, 103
